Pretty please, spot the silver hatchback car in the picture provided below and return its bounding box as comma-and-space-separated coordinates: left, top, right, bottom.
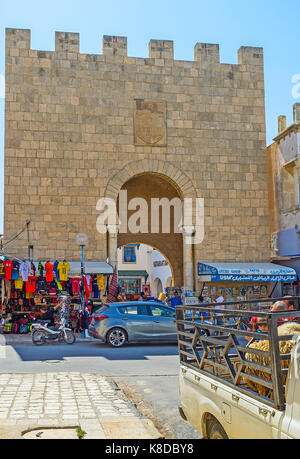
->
88, 301, 178, 347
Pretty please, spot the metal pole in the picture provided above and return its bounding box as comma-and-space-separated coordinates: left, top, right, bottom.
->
80, 244, 85, 337
81, 245, 84, 311
81, 245, 84, 278
268, 281, 278, 298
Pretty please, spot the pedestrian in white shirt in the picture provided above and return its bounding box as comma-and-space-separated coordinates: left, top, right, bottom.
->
213, 292, 225, 330
214, 292, 225, 309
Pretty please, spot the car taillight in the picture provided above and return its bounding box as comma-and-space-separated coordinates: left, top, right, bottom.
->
94, 315, 109, 321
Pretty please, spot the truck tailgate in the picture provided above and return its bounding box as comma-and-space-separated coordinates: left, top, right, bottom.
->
180, 366, 285, 439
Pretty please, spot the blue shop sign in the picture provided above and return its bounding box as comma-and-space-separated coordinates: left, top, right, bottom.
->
197, 262, 297, 282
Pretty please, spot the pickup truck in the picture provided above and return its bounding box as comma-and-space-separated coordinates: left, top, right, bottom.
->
175, 297, 300, 439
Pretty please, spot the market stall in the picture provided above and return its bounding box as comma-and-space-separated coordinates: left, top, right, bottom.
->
0, 257, 113, 335
197, 262, 297, 305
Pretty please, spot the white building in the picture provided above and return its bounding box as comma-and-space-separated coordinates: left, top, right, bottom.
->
117, 244, 172, 297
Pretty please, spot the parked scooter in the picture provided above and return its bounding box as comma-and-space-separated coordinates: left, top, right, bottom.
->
31, 318, 76, 345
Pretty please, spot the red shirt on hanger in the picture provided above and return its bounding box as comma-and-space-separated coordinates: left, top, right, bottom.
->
4, 260, 13, 280
45, 262, 54, 282
70, 278, 81, 295
83, 276, 90, 298
26, 276, 37, 293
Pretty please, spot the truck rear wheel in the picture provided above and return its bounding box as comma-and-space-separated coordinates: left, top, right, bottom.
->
208, 421, 228, 439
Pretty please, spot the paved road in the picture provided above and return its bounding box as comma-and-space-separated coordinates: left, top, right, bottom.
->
0, 340, 200, 438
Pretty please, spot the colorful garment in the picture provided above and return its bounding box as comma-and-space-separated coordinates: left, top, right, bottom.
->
26, 276, 37, 293
83, 276, 90, 298
92, 279, 100, 298
45, 262, 54, 282
4, 260, 13, 280
58, 262, 70, 282
85, 275, 91, 289
15, 276, 23, 290
30, 263, 36, 277
55, 279, 63, 291
11, 261, 20, 280
70, 278, 81, 295
97, 274, 105, 291
20, 261, 30, 282
53, 261, 60, 281
37, 278, 47, 292
38, 262, 44, 277
0, 261, 5, 279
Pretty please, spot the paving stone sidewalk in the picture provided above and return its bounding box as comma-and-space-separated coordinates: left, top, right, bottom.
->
0, 372, 161, 439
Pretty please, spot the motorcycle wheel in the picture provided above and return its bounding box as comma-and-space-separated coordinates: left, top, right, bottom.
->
62, 330, 76, 344
32, 329, 46, 346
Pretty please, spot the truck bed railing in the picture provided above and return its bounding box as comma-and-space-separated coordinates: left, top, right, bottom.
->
175, 296, 300, 411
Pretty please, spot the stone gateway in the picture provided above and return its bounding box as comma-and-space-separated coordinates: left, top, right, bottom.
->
4, 29, 269, 288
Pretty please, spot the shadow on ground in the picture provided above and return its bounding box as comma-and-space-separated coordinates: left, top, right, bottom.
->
5, 342, 180, 362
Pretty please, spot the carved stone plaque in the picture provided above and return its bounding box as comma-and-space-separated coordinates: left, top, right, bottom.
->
134, 100, 167, 146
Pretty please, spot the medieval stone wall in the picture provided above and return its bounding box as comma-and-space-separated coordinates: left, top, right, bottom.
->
4, 28, 269, 282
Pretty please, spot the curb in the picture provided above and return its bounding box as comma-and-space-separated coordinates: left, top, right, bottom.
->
2, 335, 94, 345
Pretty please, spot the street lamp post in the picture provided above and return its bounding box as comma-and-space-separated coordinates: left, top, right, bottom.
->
75, 233, 89, 313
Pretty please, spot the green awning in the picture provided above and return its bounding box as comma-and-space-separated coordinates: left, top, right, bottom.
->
118, 270, 149, 278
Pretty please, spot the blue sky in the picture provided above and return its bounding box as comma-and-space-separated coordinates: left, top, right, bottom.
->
0, 0, 299, 234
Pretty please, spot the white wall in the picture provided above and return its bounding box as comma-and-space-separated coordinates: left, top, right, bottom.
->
151, 249, 173, 295
117, 244, 172, 296
118, 244, 152, 273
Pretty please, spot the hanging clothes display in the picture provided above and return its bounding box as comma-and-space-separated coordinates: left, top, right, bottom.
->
19, 261, 30, 282
70, 278, 81, 295
11, 261, 20, 281
83, 276, 90, 298
25, 276, 37, 293
45, 261, 54, 282
0, 256, 111, 336
15, 276, 23, 290
57, 261, 70, 282
53, 261, 60, 281
0, 260, 5, 279
38, 262, 44, 278
55, 279, 63, 291
97, 274, 105, 291
4, 259, 13, 280
92, 278, 100, 299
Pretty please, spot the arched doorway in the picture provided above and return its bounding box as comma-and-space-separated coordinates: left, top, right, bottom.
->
117, 173, 183, 286
104, 159, 198, 290
153, 278, 163, 298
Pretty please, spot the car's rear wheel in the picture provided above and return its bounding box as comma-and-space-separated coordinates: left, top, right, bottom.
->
208, 420, 228, 439
106, 328, 127, 348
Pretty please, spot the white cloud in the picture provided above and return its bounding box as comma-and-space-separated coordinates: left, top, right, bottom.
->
0, 75, 4, 99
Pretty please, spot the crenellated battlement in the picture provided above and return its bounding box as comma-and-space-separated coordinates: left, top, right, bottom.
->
5, 28, 263, 67
194, 43, 220, 63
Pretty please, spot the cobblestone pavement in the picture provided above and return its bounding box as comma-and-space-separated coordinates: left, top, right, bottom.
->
0, 372, 161, 439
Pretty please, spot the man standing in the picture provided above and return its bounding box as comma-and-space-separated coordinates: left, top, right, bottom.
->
167, 291, 182, 308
